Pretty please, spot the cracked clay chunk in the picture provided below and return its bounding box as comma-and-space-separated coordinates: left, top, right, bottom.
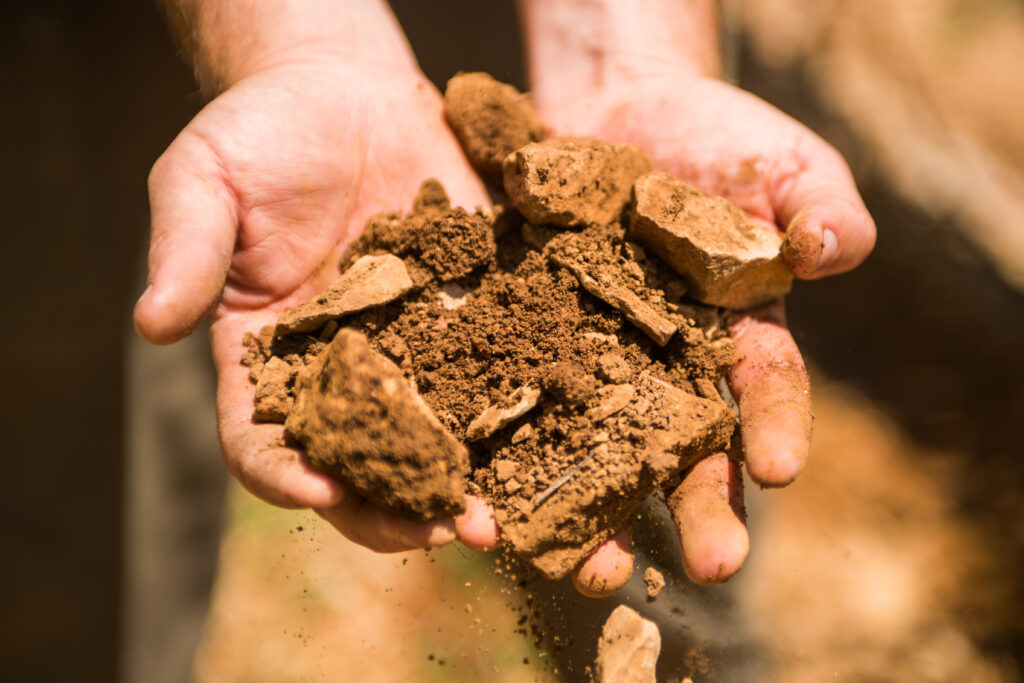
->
503, 138, 652, 228
497, 376, 736, 579
443, 72, 547, 181
285, 329, 469, 521
629, 172, 793, 309
275, 255, 413, 336
596, 606, 661, 683
548, 250, 677, 346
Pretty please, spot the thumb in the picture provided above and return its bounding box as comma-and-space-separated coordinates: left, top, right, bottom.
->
134, 132, 238, 344
776, 146, 876, 279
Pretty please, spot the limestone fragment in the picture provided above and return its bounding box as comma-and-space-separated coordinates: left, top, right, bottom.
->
443, 72, 547, 180
629, 172, 793, 309
466, 386, 541, 442
503, 138, 652, 228
285, 329, 468, 520
596, 605, 661, 683
253, 356, 296, 423
643, 567, 666, 598
549, 251, 677, 346
275, 255, 413, 336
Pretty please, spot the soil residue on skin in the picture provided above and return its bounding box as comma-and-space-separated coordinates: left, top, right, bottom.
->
237, 74, 790, 579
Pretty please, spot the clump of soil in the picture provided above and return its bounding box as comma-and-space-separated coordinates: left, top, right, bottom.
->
240, 73, 792, 580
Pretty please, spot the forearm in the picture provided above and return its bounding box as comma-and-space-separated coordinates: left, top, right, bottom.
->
518, 0, 721, 108
160, 0, 418, 94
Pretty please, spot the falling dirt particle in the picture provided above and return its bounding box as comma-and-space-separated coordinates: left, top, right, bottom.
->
643, 567, 666, 598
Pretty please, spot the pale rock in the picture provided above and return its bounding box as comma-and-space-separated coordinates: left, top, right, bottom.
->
465, 386, 541, 441
596, 605, 661, 683
275, 255, 413, 335
503, 138, 651, 227
629, 172, 793, 309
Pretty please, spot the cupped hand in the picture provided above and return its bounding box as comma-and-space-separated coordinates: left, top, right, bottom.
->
135, 58, 494, 552
530, 71, 876, 594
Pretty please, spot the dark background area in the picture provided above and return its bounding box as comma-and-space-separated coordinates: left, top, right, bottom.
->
2, 1, 1021, 681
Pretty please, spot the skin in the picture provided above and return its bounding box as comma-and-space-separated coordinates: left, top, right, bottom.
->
139, 0, 875, 595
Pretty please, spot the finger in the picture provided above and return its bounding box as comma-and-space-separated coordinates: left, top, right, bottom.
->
211, 312, 344, 509
455, 495, 502, 550
571, 526, 634, 598
316, 500, 457, 554
727, 303, 812, 487
668, 452, 748, 585
135, 130, 238, 344
776, 146, 876, 279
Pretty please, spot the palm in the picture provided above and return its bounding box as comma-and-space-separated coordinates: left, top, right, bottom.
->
141, 61, 488, 549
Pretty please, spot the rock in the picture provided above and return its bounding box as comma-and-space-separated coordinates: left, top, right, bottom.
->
596, 605, 661, 683
503, 138, 651, 228
275, 255, 413, 336
285, 329, 468, 520
253, 356, 296, 423
465, 385, 541, 441
443, 72, 547, 181
629, 172, 793, 309
510, 423, 533, 445
493, 459, 517, 482
549, 250, 677, 346
643, 567, 666, 598
586, 384, 637, 423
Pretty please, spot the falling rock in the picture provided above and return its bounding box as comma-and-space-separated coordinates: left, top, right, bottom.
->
466, 386, 541, 442
285, 329, 468, 520
596, 605, 661, 683
629, 172, 793, 309
503, 138, 652, 228
443, 72, 547, 180
275, 255, 413, 336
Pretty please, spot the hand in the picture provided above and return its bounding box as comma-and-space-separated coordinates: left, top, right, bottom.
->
532, 70, 876, 594
135, 56, 495, 552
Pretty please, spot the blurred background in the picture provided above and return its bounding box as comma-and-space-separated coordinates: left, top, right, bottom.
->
2, 0, 1023, 681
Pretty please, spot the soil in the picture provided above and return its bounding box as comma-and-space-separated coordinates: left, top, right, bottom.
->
239, 74, 769, 579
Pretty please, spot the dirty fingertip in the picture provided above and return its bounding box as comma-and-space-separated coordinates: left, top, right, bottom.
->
571, 528, 634, 598
456, 495, 502, 550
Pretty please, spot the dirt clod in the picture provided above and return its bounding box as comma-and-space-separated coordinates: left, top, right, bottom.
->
285, 329, 469, 521
443, 72, 547, 181
643, 567, 666, 599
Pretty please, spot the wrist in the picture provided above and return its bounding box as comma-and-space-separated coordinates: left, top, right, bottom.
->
518, 0, 721, 109
166, 0, 419, 94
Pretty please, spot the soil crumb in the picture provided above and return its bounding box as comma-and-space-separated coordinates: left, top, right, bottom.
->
643, 567, 666, 599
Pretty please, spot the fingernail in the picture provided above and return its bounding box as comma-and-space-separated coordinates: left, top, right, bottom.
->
814, 228, 839, 274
